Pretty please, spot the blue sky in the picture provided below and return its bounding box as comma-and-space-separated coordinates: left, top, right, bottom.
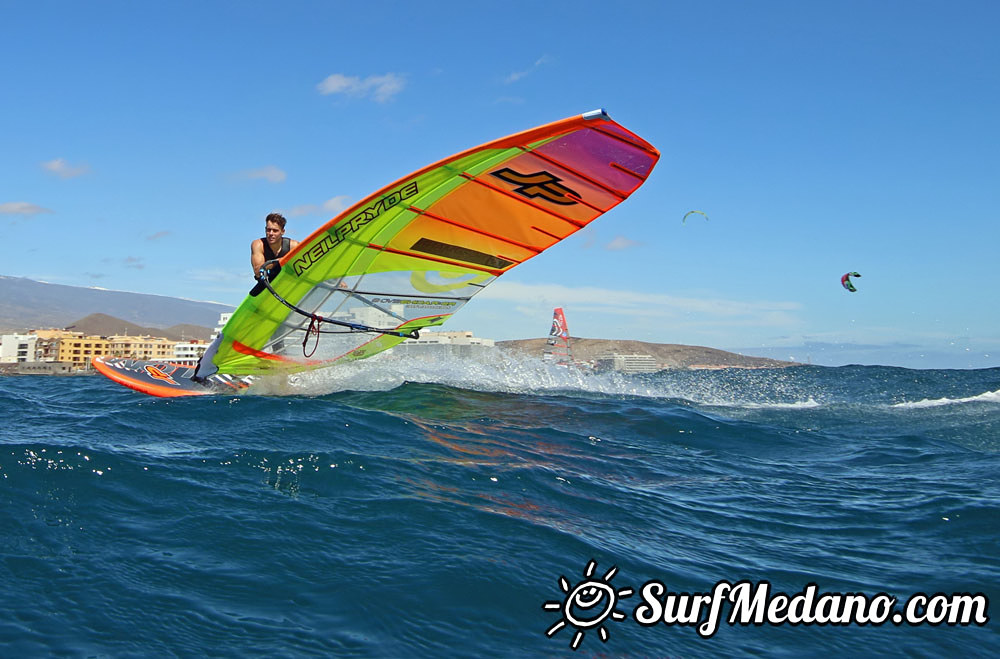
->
3, 1, 998, 368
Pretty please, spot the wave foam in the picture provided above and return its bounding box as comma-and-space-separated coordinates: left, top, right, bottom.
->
276, 350, 663, 398
891, 389, 1000, 409
246, 350, 823, 412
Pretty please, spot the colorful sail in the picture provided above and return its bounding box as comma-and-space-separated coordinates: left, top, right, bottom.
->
196, 109, 659, 378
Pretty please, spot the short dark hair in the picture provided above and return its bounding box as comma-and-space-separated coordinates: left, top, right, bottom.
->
265, 212, 287, 229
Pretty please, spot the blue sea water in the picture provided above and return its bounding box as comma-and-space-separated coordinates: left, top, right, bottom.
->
1, 357, 998, 656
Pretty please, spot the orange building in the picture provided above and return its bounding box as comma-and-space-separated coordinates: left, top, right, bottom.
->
107, 335, 176, 361
55, 334, 110, 369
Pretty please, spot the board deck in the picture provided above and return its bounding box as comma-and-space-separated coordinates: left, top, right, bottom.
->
94, 357, 253, 398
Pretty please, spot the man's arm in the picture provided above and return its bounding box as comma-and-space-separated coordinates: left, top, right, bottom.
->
250, 239, 266, 277
289, 239, 300, 252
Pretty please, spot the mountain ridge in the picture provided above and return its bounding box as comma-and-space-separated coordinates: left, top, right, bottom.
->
62, 313, 214, 342
0, 275, 232, 332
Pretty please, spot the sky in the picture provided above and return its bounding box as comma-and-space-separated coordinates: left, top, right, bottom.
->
2, 1, 998, 369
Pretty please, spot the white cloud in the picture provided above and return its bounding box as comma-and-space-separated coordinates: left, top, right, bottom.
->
605, 235, 641, 251
0, 201, 53, 215
285, 204, 320, 218
187, 267, 247, 283
284, 196, 353, 219
95, 256, 144, 270
505, 55, 553, 83
147, 230, 170, 241
317, 73, 405, 103
323, 195, 351, 214
235, 165, 286, 183
41, 158, 90, 178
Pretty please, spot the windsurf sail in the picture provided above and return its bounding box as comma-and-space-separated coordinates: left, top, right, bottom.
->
544, 307, 575, 367
196, 109, 659, 379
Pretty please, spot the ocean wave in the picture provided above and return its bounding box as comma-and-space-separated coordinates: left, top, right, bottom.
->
732, 398, 823, 410
2, 368, 1000, 655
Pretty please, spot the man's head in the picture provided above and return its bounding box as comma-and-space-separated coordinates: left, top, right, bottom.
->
264, 212, 286, 247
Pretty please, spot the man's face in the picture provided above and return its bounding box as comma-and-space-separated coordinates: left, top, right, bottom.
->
265, 221, 284, 246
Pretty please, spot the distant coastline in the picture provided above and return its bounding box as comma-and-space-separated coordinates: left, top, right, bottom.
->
2, 314, 797, 375
1, 276, 796, 372
498, 337, 798, 370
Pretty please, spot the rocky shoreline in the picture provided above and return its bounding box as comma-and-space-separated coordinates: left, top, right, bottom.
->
497, 337, 798, 370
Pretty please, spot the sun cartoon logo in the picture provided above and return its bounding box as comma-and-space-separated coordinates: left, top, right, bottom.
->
543, 559, 633, 650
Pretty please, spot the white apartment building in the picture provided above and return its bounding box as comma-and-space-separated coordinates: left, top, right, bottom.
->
390, 330, 495, 360
398, 330, 495, 347
0, 333, 38, 364
595, 353, 660, 374
212, 313, 232, 338
173, 340, 210, 365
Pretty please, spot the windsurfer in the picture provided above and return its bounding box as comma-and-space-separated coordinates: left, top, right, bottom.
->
250, 213, 299, 296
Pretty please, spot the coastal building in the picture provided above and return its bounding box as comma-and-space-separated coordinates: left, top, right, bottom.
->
0, 333, 38, 364
56, 334, 110, 369
32, 339, 53, 362
390, 330, 495, 360
107, 335, 176, 361
30, 329, 82, 340
12, 362, 74, 375
594, 352, 660, 374
3, 323, 220, 372
174, 339, 209, 365
28, 329, 76, 362
401, 330, 494, 347
212, 313, 232, 338
32, 337, 60, 362
164, 311, 231, 365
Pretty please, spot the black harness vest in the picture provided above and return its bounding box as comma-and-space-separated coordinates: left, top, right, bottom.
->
262, 236, 291, 261
250, 236, 291, 296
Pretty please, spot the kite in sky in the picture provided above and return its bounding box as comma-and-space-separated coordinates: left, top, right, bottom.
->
841, 271, 861, 292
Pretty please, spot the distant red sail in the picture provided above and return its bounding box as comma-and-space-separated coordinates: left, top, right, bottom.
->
549, 307, 569, 341
545, 307, 575, 367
